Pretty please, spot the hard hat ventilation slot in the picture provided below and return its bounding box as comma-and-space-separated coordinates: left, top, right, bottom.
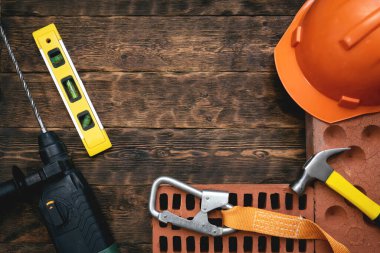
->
291, 26, 302, 47
340, 8, 380, 50
338, 96, 360, 109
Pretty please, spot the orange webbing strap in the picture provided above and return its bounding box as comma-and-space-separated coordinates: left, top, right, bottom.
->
222, 206, 349, 253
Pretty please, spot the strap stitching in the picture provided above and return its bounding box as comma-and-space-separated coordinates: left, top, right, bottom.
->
253, 210, 302, 236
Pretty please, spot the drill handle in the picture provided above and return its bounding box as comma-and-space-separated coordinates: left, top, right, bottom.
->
39, 169, 119, 253
0, 162, 65, 201
0, 179, 18, 199
0, 166, 28, 200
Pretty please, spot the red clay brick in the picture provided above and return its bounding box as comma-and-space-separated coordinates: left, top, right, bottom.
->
152, 184, 314, 253
306, 113, 380, 253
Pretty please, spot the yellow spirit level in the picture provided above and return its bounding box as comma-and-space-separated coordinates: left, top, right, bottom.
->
32, 24, 111, 156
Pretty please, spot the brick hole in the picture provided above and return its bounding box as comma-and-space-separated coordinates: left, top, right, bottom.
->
159, 193, 168, 210
271, 236, 280, 252
243, 236, 253, 252
244, 194, 253, 206
171, 224, 180, 230
159, 236, 168, 252
323, 125, 346, 146
258, 236, 266, 252
298, 194, 307, 210
214, 237, 223, 252
173, 236, 182, 252
200, 236, 209, 252
341, 145, 366, 166
172, 193, 181, 210
299, 239, 307, 252
159, 221, 167, 228
286, 238, 294, 252
270, 193, 280, 210
258, 192, 267, 209
325, 205, 347, 225
209, 218, 223, 227
229, 193, 238, 206
186, 236, 195, 252
361, 125, 380, 143
285, 193, 293, 210
228, 237, 238, 252
186, 194, 195, 210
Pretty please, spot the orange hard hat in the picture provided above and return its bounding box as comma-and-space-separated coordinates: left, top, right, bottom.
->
274, 0, 380, 123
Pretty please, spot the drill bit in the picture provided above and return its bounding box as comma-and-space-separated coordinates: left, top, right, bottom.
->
0, 25, 47, 133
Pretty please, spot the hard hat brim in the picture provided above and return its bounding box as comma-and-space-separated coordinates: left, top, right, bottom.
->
274, 0, 380, 123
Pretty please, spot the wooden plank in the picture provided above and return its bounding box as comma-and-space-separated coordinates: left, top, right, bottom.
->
0, 72, 304, 128
0, 127, 305, 185
0, 244, 55, 253
2, 0, 303, 16
0, 16, 293, 72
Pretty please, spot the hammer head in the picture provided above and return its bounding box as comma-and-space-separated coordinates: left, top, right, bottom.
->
290, 147, 350, 195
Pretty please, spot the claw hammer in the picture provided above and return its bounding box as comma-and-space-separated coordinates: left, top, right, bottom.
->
291, 148, 380, 227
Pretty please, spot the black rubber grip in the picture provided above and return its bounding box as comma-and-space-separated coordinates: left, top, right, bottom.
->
0, 180, 17, 199
374, 214, 380, 227
39, 170, 115, 253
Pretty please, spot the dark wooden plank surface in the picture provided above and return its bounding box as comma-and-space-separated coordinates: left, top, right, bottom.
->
0, 72, 303, 128
0, 0, 304, 252
2, 0, 302, 16
0, 128, 305, 184
1, 16, 293, 72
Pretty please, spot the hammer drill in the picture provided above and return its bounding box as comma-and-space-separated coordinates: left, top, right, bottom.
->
0, 26, 119, 253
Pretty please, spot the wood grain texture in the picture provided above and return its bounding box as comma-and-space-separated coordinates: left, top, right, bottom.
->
0, 0, 305, 252
0, 127, 305, 185
2, 0, 302, 16
0, 72, 304, 128
0, 16, 293, 72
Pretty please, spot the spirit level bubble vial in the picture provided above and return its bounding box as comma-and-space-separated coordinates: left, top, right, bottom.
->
33, 24, 111, 156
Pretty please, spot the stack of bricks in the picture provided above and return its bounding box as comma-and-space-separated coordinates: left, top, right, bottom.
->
152, 184, 314, 252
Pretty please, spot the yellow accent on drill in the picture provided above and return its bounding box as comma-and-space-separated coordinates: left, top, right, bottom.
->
32, 24, 111, 157
46, 200, 55, 206
326, 171, 380, 220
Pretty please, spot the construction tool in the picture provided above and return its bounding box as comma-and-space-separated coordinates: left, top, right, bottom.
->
0, 25, 119, 253
291, 148, 380, 227
274, 0, 380, 123
150, 176, 349, 253
32, 24, 111, 156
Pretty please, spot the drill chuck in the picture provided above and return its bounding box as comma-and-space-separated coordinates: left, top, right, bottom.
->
38, 131, 69, 165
